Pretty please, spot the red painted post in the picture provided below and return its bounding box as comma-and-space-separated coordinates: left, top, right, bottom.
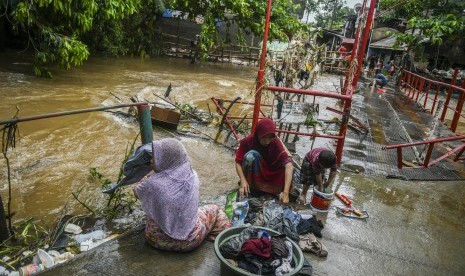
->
352, 0, 377, 87
408, 74, 414, 97
211, 98, 240, 140
415, 78, 425, 102
341, 0, 366, 95
251, 0, 273, 134
423, 81, 431, 109
450, 81, 465, 132
453, 144, 465, 161
335, 0, 377, 165
406, 72, 411, 96
423, 143, 435, 167
397, 147, 403, 169
440, 68, 459, 121
431, 84, 440, 114
415, 77, 423, 102
410, 76, 418, 99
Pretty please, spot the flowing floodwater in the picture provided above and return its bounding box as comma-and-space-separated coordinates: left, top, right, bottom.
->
0, 51, 256, 224
3, 51, 465, 275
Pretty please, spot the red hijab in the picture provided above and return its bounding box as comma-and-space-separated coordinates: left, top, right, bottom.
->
235, 118, 289, 170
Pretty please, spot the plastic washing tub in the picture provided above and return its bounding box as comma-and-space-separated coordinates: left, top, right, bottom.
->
214, 226, 304, 276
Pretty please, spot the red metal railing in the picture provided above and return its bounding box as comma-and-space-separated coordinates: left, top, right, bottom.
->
398, 69, 465, 133
384, 69, 465, 168
212, 0, 377, 165
383, 135, 465, 169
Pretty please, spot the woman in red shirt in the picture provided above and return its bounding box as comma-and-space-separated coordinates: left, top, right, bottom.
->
234, 118, 293, 203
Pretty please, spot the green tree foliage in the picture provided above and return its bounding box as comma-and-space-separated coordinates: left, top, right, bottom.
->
1, 0, 304, 76
314, 3, 355, 30
1, 0, 165, 77
379, 0, 465, 48
298, 0, 355, 30
167, 0, 306, 57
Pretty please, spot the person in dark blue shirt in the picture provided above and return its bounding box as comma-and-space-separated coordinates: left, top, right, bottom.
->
375, 73, 388, 88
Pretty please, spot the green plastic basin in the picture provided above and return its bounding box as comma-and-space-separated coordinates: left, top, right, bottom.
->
214, 226, 304, 276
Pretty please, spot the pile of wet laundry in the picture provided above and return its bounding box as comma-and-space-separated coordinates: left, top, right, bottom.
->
219, 226, 313, 275
221, 195, 329, 275
245, 199, 328, 257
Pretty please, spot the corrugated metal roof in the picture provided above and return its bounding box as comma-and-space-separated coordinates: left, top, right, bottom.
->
370, 36, 405, 50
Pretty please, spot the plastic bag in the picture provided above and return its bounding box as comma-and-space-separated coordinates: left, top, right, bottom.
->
224, 190, 238, 220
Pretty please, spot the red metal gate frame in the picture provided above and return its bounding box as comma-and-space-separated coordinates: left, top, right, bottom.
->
211, 0, 377, 165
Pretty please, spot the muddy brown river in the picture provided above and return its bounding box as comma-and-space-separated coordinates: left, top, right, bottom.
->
0, 51, 256, 223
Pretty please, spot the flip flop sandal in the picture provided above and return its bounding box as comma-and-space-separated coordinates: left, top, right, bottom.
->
298, 233, 328, 257
335, 207, 369, 220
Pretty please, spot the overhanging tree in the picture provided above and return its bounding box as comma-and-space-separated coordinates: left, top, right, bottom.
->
1, 0, 165, 77
166, 0, 306, 58
379, 0, 465, 55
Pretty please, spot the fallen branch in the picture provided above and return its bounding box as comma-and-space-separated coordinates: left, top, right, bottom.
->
110, 92, 124, 102
72, 188, 96, 216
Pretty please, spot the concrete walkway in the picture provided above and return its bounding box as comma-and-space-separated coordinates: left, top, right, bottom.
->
42, 171, 465, 276
42, 82, 465, 276
341, 80, 464, 180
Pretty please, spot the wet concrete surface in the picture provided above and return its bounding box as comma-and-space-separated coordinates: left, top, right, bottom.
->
42, 171, 465, 276
40, 76, 465, 275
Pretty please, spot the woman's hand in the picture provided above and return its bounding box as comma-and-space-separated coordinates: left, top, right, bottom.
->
239, 180, 250, 198
280, 192, 289, 204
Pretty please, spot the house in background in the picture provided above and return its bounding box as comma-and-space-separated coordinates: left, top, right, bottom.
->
367, 27, 405, 65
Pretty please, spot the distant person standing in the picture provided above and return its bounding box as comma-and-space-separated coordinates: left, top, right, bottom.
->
389, 60, 396, 77
375, 59, 383, 75
402, 51, 412, 72
369, 55, 376, 77
190, 34, 200, 64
